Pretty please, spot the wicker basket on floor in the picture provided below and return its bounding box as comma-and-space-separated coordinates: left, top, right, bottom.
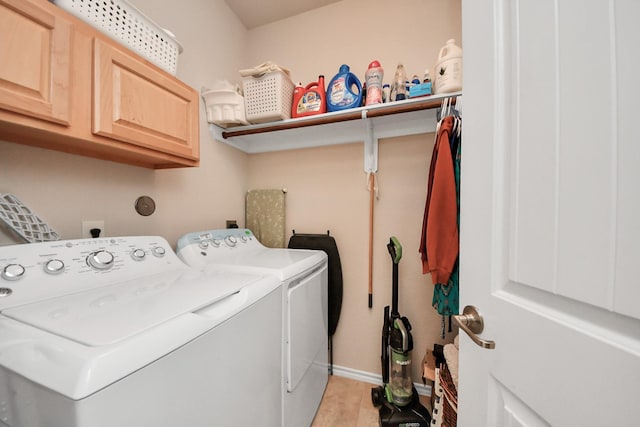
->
439, 363, 458, 427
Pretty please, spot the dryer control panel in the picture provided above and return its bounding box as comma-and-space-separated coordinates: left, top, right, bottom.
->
176, 229, 267, 270
0, 236, 186, 309
179, 228, 256, 250
177, 228, 259, 254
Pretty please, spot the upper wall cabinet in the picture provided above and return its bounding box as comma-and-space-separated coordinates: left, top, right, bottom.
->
0, 0, 72, 126
0, 0, 200, 169
92, 39, 199, 162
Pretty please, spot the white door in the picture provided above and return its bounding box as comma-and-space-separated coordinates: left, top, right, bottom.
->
459, 0, 640, 426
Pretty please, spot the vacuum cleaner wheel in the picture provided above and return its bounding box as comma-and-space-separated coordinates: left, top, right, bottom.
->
371, 386, 385, 408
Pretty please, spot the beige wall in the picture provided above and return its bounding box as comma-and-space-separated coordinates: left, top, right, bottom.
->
0, 0, 250, 246
245, 0, 462, 381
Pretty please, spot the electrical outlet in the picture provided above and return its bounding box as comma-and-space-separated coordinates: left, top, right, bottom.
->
82, 220, 105, 238
226, 220, 237, 228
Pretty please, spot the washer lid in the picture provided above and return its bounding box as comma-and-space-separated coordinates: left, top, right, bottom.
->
1, 269, 263, 346
204, 248, 326, 280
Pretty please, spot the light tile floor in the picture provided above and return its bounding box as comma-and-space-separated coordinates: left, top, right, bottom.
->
311, 376, 431, 427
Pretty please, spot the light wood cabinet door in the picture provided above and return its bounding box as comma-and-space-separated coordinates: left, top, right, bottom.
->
0, 0, 199, 168
92, 38, 199, 161
0, 0, 72, 125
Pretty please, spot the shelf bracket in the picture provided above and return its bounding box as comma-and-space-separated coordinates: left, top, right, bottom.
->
363, 111, 378, 173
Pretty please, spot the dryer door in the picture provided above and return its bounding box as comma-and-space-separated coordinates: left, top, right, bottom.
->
286, 264, 328, 392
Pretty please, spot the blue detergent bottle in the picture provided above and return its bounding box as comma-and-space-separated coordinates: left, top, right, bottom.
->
326, 64, 363, 112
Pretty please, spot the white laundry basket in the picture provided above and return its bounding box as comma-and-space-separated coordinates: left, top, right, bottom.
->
242, 70, 294, 123
53, 0, 182, 74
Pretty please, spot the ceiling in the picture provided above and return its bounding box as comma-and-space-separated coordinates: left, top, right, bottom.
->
224, 0, 342, 29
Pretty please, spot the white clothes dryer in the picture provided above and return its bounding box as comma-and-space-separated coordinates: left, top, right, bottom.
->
176, 228, 329, 427
0, 236, 282, 427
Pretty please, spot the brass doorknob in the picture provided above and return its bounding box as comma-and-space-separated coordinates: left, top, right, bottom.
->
453, 305, 496, 349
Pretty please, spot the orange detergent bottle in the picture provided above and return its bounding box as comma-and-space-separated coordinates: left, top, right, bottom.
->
291, 75, 327, 118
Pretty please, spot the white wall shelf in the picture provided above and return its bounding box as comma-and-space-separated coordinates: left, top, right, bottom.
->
209, 91, 461, 172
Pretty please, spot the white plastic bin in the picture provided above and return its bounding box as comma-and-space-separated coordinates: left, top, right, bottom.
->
242, 70, 294, 124
202, 87, 248, 128
53, 0, 182, 74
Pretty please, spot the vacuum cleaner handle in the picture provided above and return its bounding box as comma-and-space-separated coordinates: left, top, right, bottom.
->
387, 236, 402, 264
387, 236, 402, 315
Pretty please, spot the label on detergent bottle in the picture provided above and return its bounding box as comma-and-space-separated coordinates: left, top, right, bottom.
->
329, 76, 357, 108
296, 92, 323, 115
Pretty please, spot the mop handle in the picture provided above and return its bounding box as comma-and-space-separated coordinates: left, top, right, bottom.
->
368, 173, 375, 308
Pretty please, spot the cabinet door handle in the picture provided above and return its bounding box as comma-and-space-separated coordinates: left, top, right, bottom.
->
453, 305, 496, 349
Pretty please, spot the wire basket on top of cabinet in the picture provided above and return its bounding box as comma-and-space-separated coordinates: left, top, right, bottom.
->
53, 0, 182, 74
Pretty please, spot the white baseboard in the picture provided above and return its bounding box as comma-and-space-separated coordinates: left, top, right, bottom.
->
330, 365, 432, 397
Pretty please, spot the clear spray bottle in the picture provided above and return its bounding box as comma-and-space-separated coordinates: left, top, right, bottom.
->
390, 63, 407, 102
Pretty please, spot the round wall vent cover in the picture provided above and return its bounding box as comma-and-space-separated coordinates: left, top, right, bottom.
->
135, 196, 156, 216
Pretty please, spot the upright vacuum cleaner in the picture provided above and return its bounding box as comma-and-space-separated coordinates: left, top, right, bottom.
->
371, 237, 432, 426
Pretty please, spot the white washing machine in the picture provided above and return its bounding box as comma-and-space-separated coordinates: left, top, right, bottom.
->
176, 228, 329, 427
0, 236, 282, 427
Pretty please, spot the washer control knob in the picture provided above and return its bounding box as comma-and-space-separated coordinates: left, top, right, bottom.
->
240, 235, 248, 242
87, 250, 115, 270
2, 264, 25, 281
211, 239, 221, 247
44, 259, 65, 275
152, 246, 166, 257
131, 249, 146, 261
199, 241, 209, 249
224, 236, 237, 247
